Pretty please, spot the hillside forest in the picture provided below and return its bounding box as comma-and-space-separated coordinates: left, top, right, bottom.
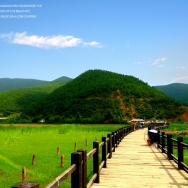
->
0, 76, 72, 118
23, 70, 184, 124
0, 70, 186, 124
154, 83, 188, 105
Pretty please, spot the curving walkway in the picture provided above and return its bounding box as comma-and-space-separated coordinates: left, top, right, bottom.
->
92, 128, 188, 188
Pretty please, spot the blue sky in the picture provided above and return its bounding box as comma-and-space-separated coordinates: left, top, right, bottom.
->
0, 0, 188, 86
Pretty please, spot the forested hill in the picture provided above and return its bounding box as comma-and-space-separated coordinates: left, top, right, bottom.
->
26, 70, 184, 123
50, 76, 72, 84
154, 83, 188, 105
0, 76, 72, 115
0, 78, 48, 92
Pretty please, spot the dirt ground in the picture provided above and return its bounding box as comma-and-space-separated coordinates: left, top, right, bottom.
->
181, 106, 188, 122
162, 130, 188, 136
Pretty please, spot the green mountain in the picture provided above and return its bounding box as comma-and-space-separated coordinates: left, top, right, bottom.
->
0, 78, 49, 92
51, 76, 72, 84
26, 70, 184, 123
0, 76, 72, 116
154, 83, 188, 105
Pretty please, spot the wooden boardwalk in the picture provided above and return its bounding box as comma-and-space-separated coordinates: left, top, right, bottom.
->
92, 128, 188, 188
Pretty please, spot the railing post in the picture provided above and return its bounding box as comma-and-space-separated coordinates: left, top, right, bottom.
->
178, 137, 183, 170
112, 132, 115, 152
107, 133, 112, 158
102, 137, 107, 168
115, 131, 118, 147
126, 126, 128, 135
77, 149, 87, 188
119, 129, 121, 142
119, 129, 122, 142
93, 141, 99, 183
162, 132, 165, 153
118, 129, 120, 142
71, 152, 83, 188
123, 127, 125, 137
120, 128, 122, 141
22, 167, 26, 181
167, 134, 173, 160
157, 130, 160, 148
117, 130, 119, 145
118, 129, 121, 143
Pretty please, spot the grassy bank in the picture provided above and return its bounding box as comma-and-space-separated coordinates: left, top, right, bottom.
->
0, 124, 125, 188
163, 122, 188, 131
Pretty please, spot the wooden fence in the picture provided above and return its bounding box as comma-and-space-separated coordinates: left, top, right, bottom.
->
45, 125, 134, 188
148, 125, 188, 173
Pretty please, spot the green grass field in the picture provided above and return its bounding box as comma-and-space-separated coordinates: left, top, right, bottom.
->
0, 124, 124, 188
163, 122, 188, 132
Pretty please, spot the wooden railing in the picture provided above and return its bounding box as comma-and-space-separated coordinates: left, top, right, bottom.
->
45, 125, 134, 188
149, 125, 188, 173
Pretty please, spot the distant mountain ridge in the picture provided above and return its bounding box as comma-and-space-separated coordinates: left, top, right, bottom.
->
0, 77, 72, 92
50, 76, 72, 84
0, 78, 48, 92
154, 83, 188, 105
0, 76, 72, 114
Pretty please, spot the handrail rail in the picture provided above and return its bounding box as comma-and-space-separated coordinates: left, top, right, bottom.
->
149, 125, 188, 173
99, 142, 104, 147
172, 138, 177, 142
106, 153, 110, 159
86, 148, 97, 160
87, 173, 97, 188
45, 164, 77, 188
45, 125, 134, 188
181, 142, 188, 147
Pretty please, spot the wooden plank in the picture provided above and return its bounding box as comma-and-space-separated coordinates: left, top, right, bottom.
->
92, 128, 188, 188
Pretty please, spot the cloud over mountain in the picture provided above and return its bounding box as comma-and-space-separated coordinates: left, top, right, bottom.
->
172, 75, 188, 83
0, 32, 102, 49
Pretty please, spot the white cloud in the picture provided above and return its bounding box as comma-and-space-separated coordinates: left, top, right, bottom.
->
152, 57, 167, 66
83, 41, 102, 48
0, 32, 13, 40
159, 65, 164, 68
172, 76, 188, 83
176, 66, 186, 69
0, 32, 102, 49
